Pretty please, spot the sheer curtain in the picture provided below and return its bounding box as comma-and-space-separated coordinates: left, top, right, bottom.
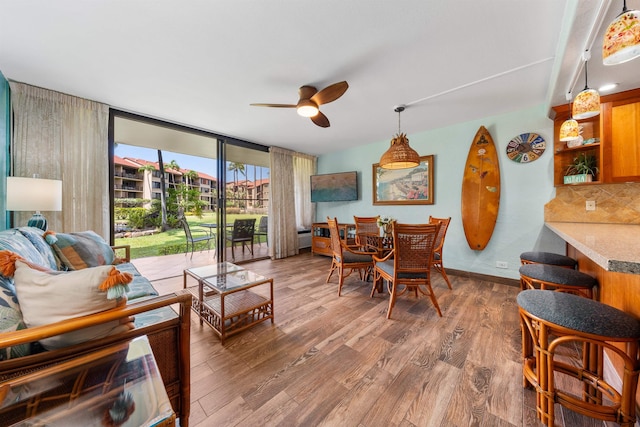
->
268, 147, 316, 259
10, 82, 109, 237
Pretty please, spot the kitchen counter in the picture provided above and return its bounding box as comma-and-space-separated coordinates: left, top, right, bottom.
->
545, 222, 640, 275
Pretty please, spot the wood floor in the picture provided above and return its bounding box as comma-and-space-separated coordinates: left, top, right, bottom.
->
135, 252, 611, 427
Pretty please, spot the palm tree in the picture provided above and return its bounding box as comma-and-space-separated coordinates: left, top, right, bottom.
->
167, 160, 181, 188
227, 162, 245, 206
157, 150, 169, 231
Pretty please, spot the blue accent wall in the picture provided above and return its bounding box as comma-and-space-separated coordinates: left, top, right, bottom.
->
0, 71, 8, 230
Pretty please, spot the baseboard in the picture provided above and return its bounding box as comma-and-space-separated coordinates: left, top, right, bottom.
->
447, 268, 520, 288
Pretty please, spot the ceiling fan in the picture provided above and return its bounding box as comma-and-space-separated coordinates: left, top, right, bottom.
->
250, 81, 348, 128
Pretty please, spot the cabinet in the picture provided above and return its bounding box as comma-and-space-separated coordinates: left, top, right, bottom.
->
311, 222, 355, 256
553, 88, 640, 186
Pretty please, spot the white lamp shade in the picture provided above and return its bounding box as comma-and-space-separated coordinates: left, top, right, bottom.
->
603, 9, 640, 66
6, 177, 62, 212
559, 119, 580, 141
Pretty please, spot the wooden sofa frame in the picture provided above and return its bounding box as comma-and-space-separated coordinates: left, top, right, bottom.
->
0, 289, 192, 426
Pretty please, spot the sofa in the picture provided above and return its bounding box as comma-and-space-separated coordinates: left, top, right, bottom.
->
0, 227, 191, 426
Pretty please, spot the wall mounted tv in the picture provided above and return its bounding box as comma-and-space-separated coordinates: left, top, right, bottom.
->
310, 171, 358, 202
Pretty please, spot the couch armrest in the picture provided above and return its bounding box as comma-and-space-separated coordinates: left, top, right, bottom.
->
111, 244, 131, 263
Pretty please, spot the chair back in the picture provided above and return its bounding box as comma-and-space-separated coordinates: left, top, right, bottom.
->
353, 216, 380, 237
180, 217, 194, 240
257, 216, 268, 233
392, 223, 441, 274
428, 216, 451, 255
326, 217, 344, 259
232, 218, 256, 240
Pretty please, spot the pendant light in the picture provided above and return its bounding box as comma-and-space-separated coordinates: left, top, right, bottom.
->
559, 95, 580, 142
572, 53, 600, 120
379, 106, 420, 170
603, 0, 640, 65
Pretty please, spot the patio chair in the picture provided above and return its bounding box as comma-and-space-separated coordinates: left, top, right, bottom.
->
180, 217, 214, 258
254, 216, 268, 246
226, 218, 256, 260
372, 222, 442, 319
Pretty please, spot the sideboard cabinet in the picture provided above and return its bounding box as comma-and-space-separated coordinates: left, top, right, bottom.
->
311, 222, 355, 256
553, 88, 640, 187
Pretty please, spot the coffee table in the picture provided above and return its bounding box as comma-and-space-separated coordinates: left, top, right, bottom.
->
183, 263, 274, 343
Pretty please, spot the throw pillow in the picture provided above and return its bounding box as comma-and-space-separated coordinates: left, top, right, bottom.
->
0, 275, 30, 360
44, 230, 115, 270
13, 260, 134, 350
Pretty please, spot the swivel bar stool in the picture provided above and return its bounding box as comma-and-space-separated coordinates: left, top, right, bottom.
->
519, 263, 597, 299
517, 290, 640, 427
520, 251, 577, 269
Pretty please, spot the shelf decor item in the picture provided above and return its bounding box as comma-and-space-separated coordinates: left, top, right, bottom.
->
602, 0, 640, 66
563, 152, 598, 184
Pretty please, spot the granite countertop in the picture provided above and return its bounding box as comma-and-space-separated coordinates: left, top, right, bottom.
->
545, 222, 640, 274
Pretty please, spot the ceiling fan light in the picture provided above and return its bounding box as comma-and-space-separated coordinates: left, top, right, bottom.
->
297, 100, 319, 117
559, 119, 580, 141
603, 8, 640, 65
379, 133, 420, 170
572, 88, 601, 119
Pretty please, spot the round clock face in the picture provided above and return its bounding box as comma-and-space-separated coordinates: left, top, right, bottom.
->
506, 133, 546, 163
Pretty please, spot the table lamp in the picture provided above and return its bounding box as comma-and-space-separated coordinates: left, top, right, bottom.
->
6, 176, 62, 231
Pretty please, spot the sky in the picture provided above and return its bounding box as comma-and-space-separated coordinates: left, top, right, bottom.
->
115, 144, 269, 181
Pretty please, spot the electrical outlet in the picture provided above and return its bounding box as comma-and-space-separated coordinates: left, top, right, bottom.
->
496, 261, 508, 269
586, 200, 596, 211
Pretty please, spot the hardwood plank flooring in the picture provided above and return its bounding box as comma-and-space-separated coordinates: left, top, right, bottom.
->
138, 252, 613, 427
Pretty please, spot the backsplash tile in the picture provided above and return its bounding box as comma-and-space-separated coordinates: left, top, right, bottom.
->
545, 183, 640, 224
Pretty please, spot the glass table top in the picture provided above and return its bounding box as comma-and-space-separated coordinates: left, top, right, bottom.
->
185, 262, 243, 279
203, 269, 268, 292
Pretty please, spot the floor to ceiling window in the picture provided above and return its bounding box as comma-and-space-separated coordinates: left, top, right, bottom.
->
109, 110, 269, 263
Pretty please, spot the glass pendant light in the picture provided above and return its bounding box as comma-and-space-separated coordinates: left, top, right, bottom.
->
603, 0, 640, 66
559, 96, 580, 142
379, 106, 420, 170
572, 55, 600, 120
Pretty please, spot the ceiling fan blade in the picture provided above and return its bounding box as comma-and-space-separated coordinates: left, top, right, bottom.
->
311, 111, 330, 128
311, 81, 348, 105
250, 103, 297, 108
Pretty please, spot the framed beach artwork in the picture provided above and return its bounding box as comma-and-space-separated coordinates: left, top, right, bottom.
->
372, 155, 434, 205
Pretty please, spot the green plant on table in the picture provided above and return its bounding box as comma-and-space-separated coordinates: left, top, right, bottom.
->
565, 152, 598, 177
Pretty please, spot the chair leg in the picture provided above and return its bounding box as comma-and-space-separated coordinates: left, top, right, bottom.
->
387, 287, 397, 319
435, 263, 452, 289
338, 265, 344, 296
426, 284, 443, 317
326, 259, 338, 284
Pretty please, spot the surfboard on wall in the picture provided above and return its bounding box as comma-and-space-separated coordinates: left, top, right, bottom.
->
461, 126, 501, 250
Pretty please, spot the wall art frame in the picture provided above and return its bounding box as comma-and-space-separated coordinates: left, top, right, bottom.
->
372, 155, 434, 205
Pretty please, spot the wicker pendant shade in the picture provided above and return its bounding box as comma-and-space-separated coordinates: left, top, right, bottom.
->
380, 106, 420, 170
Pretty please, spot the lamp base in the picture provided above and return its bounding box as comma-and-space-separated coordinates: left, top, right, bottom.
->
27, 213, 48, 231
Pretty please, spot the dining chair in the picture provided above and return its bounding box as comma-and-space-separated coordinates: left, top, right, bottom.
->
325, 217, 376, 296
179, 217, 214, 259
372, 222, 442, 319
225, 218, 256, 260
428, 216, 452, 289
353, 215, 382, 253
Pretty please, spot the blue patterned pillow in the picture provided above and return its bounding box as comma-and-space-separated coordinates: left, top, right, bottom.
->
17, 227, 58, 270
0, 229, 50, 268
0, 271, 30, 360
45, 231, 115, 270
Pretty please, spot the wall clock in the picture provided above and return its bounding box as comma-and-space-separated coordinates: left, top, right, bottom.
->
506, 132, 545, 163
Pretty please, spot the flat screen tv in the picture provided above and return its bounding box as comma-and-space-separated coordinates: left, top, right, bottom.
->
310, 171, 358, 202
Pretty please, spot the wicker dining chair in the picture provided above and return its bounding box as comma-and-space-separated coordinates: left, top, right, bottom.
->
325, 217, 376, 296
372, 222, 442, 319
428, 216, 452, 289
353, 215, 383, 255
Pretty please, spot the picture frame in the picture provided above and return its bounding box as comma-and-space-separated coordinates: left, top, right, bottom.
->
372, 155, 434, 205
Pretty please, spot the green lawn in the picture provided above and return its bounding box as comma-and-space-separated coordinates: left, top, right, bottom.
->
115, 213, 266, 259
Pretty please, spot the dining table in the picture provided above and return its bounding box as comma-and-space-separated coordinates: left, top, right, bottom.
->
200, 223, 234, 237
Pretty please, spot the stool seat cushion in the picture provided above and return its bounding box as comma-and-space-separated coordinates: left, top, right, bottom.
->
517, 290, 640, 339
519, 263, 597, 288
520, 251, 577, 268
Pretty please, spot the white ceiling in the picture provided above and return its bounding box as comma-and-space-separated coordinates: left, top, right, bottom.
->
1, 0, 640, 156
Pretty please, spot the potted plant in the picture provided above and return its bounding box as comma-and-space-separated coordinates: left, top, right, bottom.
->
564, 152, 598, 184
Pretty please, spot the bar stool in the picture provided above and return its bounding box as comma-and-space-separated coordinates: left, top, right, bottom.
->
519, 263, 597, 299
517, 290, 640, 427
520, 251, 577, 269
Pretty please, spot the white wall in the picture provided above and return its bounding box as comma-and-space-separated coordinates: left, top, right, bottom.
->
316, 103, 565, 280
